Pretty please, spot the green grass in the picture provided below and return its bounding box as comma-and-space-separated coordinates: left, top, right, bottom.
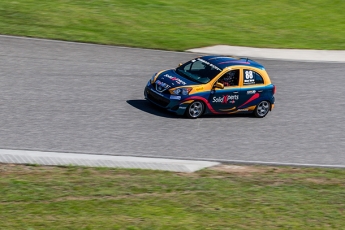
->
0, 0, 344, 50
1, 164, 345, 229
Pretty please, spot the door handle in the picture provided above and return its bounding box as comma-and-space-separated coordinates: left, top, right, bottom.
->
233, 92, 239, 94
257, 90, 263, 92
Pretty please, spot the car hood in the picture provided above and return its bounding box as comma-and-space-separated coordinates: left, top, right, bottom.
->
155, 69, 197, 88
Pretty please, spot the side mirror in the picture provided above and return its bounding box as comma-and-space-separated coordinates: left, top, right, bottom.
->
214, 82, 224, 89
178, 63, 182, 67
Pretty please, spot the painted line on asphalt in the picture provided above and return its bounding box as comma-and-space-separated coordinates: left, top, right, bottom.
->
100, 153, 345, 169
208, 159, 345, 169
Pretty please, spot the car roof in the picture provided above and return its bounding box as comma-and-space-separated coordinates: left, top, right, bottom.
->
200, 55, 265, 70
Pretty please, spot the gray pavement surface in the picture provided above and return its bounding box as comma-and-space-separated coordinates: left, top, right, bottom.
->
1, 35, 345, 171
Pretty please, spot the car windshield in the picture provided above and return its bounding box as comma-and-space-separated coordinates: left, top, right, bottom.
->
176, 58, 222, 84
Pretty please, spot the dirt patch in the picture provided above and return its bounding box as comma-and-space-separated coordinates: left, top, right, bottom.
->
209, 164, 267, 174
209, 164, 306, 175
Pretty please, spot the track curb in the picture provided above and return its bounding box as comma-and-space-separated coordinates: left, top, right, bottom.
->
187, 45, 345, 63
0, 149, 220, 173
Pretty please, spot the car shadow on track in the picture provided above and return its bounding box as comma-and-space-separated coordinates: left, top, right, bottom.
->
202, 114, 256, 119
126, 99, 180, 119
127, 99, 256, 119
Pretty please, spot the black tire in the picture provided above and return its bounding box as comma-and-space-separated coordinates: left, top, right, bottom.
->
254, 101, 270, 118
185, 101, 205, 119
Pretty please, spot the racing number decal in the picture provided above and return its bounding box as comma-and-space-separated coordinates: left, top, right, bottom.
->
244, 70, 255, 85
245, 70, 253, 79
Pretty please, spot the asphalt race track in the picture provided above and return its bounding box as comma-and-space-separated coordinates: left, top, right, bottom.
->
1, 36, 345, 167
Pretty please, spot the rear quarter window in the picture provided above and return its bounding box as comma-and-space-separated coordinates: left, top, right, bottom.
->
243, 69, 264, 85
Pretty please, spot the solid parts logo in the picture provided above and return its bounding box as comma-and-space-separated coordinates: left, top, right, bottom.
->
212, 95, 239, 104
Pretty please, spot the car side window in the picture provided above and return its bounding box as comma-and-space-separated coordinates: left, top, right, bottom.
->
218, 70, 239, 87
243, 69, 264, 85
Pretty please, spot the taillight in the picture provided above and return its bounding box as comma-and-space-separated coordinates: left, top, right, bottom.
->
273, 85, 276, 94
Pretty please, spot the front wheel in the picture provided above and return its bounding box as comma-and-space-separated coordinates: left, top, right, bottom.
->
186, 101, 204, 119
254, 101, 270, 118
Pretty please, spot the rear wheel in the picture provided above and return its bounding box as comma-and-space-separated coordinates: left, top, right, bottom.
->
186, 101, 204, 119
254, 101, 270, 118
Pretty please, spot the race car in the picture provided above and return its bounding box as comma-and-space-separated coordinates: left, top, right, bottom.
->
144, 55, 275, 118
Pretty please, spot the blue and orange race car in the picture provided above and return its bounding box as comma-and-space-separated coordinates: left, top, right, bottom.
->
144, 56, 275, 118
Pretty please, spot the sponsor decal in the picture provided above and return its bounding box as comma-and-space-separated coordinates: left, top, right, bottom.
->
155, 80, 171, 90
237, 109, 248, 111
179, 106, 187, 109
164, 74, 187, 85
170, 95, 181, 100
197, 58, 222, 71
212, 95, 239, 104
247, 90, 256, 94
196, 87, 204, 91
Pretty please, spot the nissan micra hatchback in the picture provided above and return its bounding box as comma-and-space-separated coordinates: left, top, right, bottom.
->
144, 56, 275, 118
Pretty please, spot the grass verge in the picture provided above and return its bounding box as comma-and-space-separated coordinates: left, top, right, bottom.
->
1, 163, 345, 229
0, 0, 344, 50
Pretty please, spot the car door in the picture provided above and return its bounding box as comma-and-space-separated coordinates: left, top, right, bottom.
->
209, 69, 241, 113
237, 68, 266, 110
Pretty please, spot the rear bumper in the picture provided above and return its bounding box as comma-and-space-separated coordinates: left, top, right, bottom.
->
270, 96, 275, 110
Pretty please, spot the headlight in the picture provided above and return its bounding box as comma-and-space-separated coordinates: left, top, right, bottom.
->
172, 87, 192, 95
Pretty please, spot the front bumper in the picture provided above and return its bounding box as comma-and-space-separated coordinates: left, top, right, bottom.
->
144, 85, 190, 116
